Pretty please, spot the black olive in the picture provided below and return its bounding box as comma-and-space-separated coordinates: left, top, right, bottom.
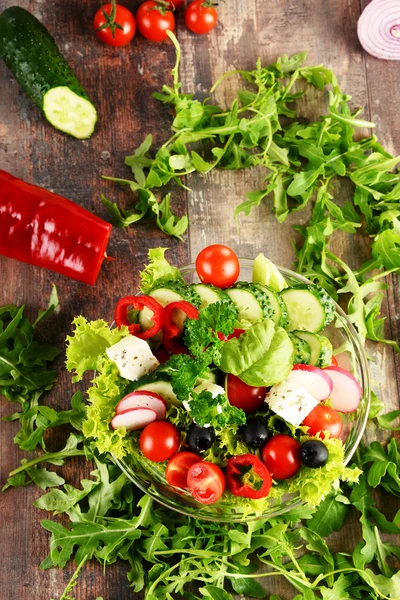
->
187, 424, 214, 453
242, 418, 272, 449
300, 440, 329, 468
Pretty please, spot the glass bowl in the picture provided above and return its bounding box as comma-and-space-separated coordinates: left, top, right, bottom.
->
115, 260, 370, 522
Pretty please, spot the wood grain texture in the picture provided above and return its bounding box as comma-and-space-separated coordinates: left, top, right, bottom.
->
0, 0, 399, 598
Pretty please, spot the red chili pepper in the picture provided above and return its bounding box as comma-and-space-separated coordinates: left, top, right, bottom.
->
0, 170, 112, 285
162, 301, 199, 354
226, 454, 272, 499
114, 295, 164, 339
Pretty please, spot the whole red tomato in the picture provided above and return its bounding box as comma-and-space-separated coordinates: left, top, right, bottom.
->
94, 2, 136, 47
166, 452, 200, 488
136, 1, 175, 42
140, 421, 180, 461
196, 245, 240, 288
185, 0, 218, 35
302, 405, 343, 439
262, 434, 301, 480
226, 374, 267, 413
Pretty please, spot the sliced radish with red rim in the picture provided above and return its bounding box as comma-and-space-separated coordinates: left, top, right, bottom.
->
116, 391, 167, 420
323, 366, 361, 413
287, 364, 333, 402
111, 407, 157, 431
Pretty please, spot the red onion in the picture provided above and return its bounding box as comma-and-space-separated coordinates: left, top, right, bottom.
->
358, 0, 400, 60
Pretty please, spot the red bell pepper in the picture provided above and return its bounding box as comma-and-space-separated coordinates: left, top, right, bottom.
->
0, 170, 112, 285
162, 301, 199, 354
114, 295, 164, 339
226, 454, 272, 499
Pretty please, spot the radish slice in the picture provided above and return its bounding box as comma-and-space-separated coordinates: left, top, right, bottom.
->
116, 391, 167, 420
287, 364, 333, 402
111, 407, 157, 431
358, 0, 400, 60
323, 366, 362, 413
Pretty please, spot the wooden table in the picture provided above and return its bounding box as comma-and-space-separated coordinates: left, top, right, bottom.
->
0, 1, 399, 598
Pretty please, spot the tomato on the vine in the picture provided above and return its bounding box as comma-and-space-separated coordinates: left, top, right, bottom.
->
261, 434, 301, 480
225, 374, 267, 413
185, 0, 218, 35
140, 421, 180, 461
94, 2, 136, 47
302, 405, 343, 439
165, 452, 200, 488
196, 245, 240, 288
136, 1, 175, 42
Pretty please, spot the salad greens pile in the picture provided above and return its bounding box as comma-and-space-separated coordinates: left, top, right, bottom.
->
102, 33, 399, 351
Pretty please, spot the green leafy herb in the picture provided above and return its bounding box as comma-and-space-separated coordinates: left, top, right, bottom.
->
139, 247, 184, 294
188, 390, 246, 430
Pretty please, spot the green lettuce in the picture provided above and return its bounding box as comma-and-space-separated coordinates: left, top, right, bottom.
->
139, 247, 184, 294
66, 316, 128, 383
219, 319, 294, 386
252, 253, 288, 291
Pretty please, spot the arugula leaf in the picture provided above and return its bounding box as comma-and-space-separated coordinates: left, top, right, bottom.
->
306, 492, 349, 537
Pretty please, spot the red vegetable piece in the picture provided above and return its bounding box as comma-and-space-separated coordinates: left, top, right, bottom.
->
187, 461, 225, 504
226, 454, 272, 499
140, 421, 180, 462
165, 451, 201, 489
162, 301, 199, 354
225, 374, 267, 413
358, 0, 400, 61
0, 170, 112, 285
114, 295, 164, 339
261, 434, 301, 480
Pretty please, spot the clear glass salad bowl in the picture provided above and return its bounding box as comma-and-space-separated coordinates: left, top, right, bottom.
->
115, 260, 370, 522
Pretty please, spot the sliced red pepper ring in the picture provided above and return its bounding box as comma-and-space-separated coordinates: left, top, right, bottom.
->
226, 454, 272, 499
114, 295, 164, 340
162, 301, 199, 355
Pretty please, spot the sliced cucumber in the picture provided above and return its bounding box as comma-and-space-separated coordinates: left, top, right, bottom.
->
281, 285, 335, 333
191, 283, 230, 309
196, 369, 218, 386
43, 87, 97, 139
288, 333, 311, 365
140, 281, 201, 331
292, 330, 333, 367
254, 284, 289, 328
126, 375, 180, 407
226, 282, 275, 326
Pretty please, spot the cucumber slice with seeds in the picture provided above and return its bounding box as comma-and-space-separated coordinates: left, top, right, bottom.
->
288, 333, 311, 365
254, 283, 289, 328
281, 285, 335, 333
191, 283, 231, 309
43, 88, 97, 139
292, 330, 333, 367
226, 282, 275, 326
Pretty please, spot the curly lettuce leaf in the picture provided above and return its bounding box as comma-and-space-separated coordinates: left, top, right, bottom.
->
66, 317, 129, 383
219, 319, 293, 386
139, 248, 184, 294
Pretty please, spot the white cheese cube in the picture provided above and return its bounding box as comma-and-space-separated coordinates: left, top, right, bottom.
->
193, 381, 226, 398
266, 381, 319, 426
106, 335, 159, 382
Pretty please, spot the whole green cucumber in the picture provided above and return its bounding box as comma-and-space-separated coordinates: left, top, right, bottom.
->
0, 6, 97, 139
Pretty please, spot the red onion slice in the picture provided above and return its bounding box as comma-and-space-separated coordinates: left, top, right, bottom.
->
358, 0, 400, 60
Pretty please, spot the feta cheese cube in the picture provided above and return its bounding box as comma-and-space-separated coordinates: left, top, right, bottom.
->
266, 380, 319, 426
106, 335, 159, 382
193, 381, 226, 398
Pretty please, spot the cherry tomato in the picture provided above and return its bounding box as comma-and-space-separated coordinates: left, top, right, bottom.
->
140, 421, 180, 462
185, 0, 218, 35
94, 3, 136, 47
166, 0, 186, 7
330, 355, 339, 367
165, 452, 200, 488
226, 374, 267, 413
262, 434, 301, 480
187, 461, 225, 504
302, 405, 343, 440
153, 347, 170, 363
196, 245, 240, 288
136, 1, 175, 42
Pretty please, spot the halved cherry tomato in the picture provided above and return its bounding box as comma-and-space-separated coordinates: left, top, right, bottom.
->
225, 374, 267, 413
94, 2, 136, 46
302, 405, 343, 440
185, 0, 218, 35
196, 245, 240, 289
187, 461, 225, 504
261, 434, 301, 480
136, 1, 175, 42
166, 452, 200, 488
330, 355, 339, 367
140, 421, 180, 462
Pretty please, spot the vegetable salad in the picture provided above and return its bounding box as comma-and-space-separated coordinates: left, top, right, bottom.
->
66, 246, 362, 513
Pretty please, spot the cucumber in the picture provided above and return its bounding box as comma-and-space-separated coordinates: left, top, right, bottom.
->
281, 285, 335, 333
292, 330, 333, 367
195, 369, 218, 386
191, 283, 231, 309
125, 374, 180, 407
288, 333, 311, 365
140, 281, 201, 331
254, 284, 289, 327
226, 282, 275, 326
0, 7, 97, 139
